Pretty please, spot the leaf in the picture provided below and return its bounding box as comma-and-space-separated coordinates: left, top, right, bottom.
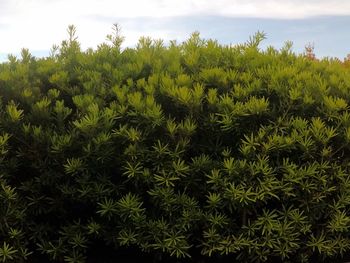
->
64, 158, 85, 175
6, 101, 24, 122
0, 242, 18, 262
97, 198, 118, 219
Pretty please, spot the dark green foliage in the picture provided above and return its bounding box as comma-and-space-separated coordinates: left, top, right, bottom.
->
1, 25, 350, 262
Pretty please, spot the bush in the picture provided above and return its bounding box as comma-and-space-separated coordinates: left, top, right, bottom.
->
1, 25, 350, 262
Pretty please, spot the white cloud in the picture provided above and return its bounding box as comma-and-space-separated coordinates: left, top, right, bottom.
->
0, 0, 350, 54
205, 0, 350, 18
30, 0, 350, 18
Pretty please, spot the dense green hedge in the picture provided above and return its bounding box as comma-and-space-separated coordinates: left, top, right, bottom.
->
1, 25, 350, 262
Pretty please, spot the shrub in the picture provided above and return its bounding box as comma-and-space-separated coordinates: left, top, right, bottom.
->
1, 25, 350, 262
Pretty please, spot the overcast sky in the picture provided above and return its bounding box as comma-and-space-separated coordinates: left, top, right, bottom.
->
1, 0, 350, 61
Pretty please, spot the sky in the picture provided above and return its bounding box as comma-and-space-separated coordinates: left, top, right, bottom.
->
1, 0, 350, 61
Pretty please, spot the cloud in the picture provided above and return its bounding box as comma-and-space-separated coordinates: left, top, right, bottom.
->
73, 0, 350, 18
0, 1, 14, 14
207, 0, 350, 18
0, 0, 350, 59
85, 0, 350, 18
3, 0, 350, 20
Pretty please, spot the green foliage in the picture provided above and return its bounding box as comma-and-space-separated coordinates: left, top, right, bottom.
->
1, 26, 350, 262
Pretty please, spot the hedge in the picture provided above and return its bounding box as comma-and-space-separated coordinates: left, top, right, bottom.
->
1, 25, 350, 262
